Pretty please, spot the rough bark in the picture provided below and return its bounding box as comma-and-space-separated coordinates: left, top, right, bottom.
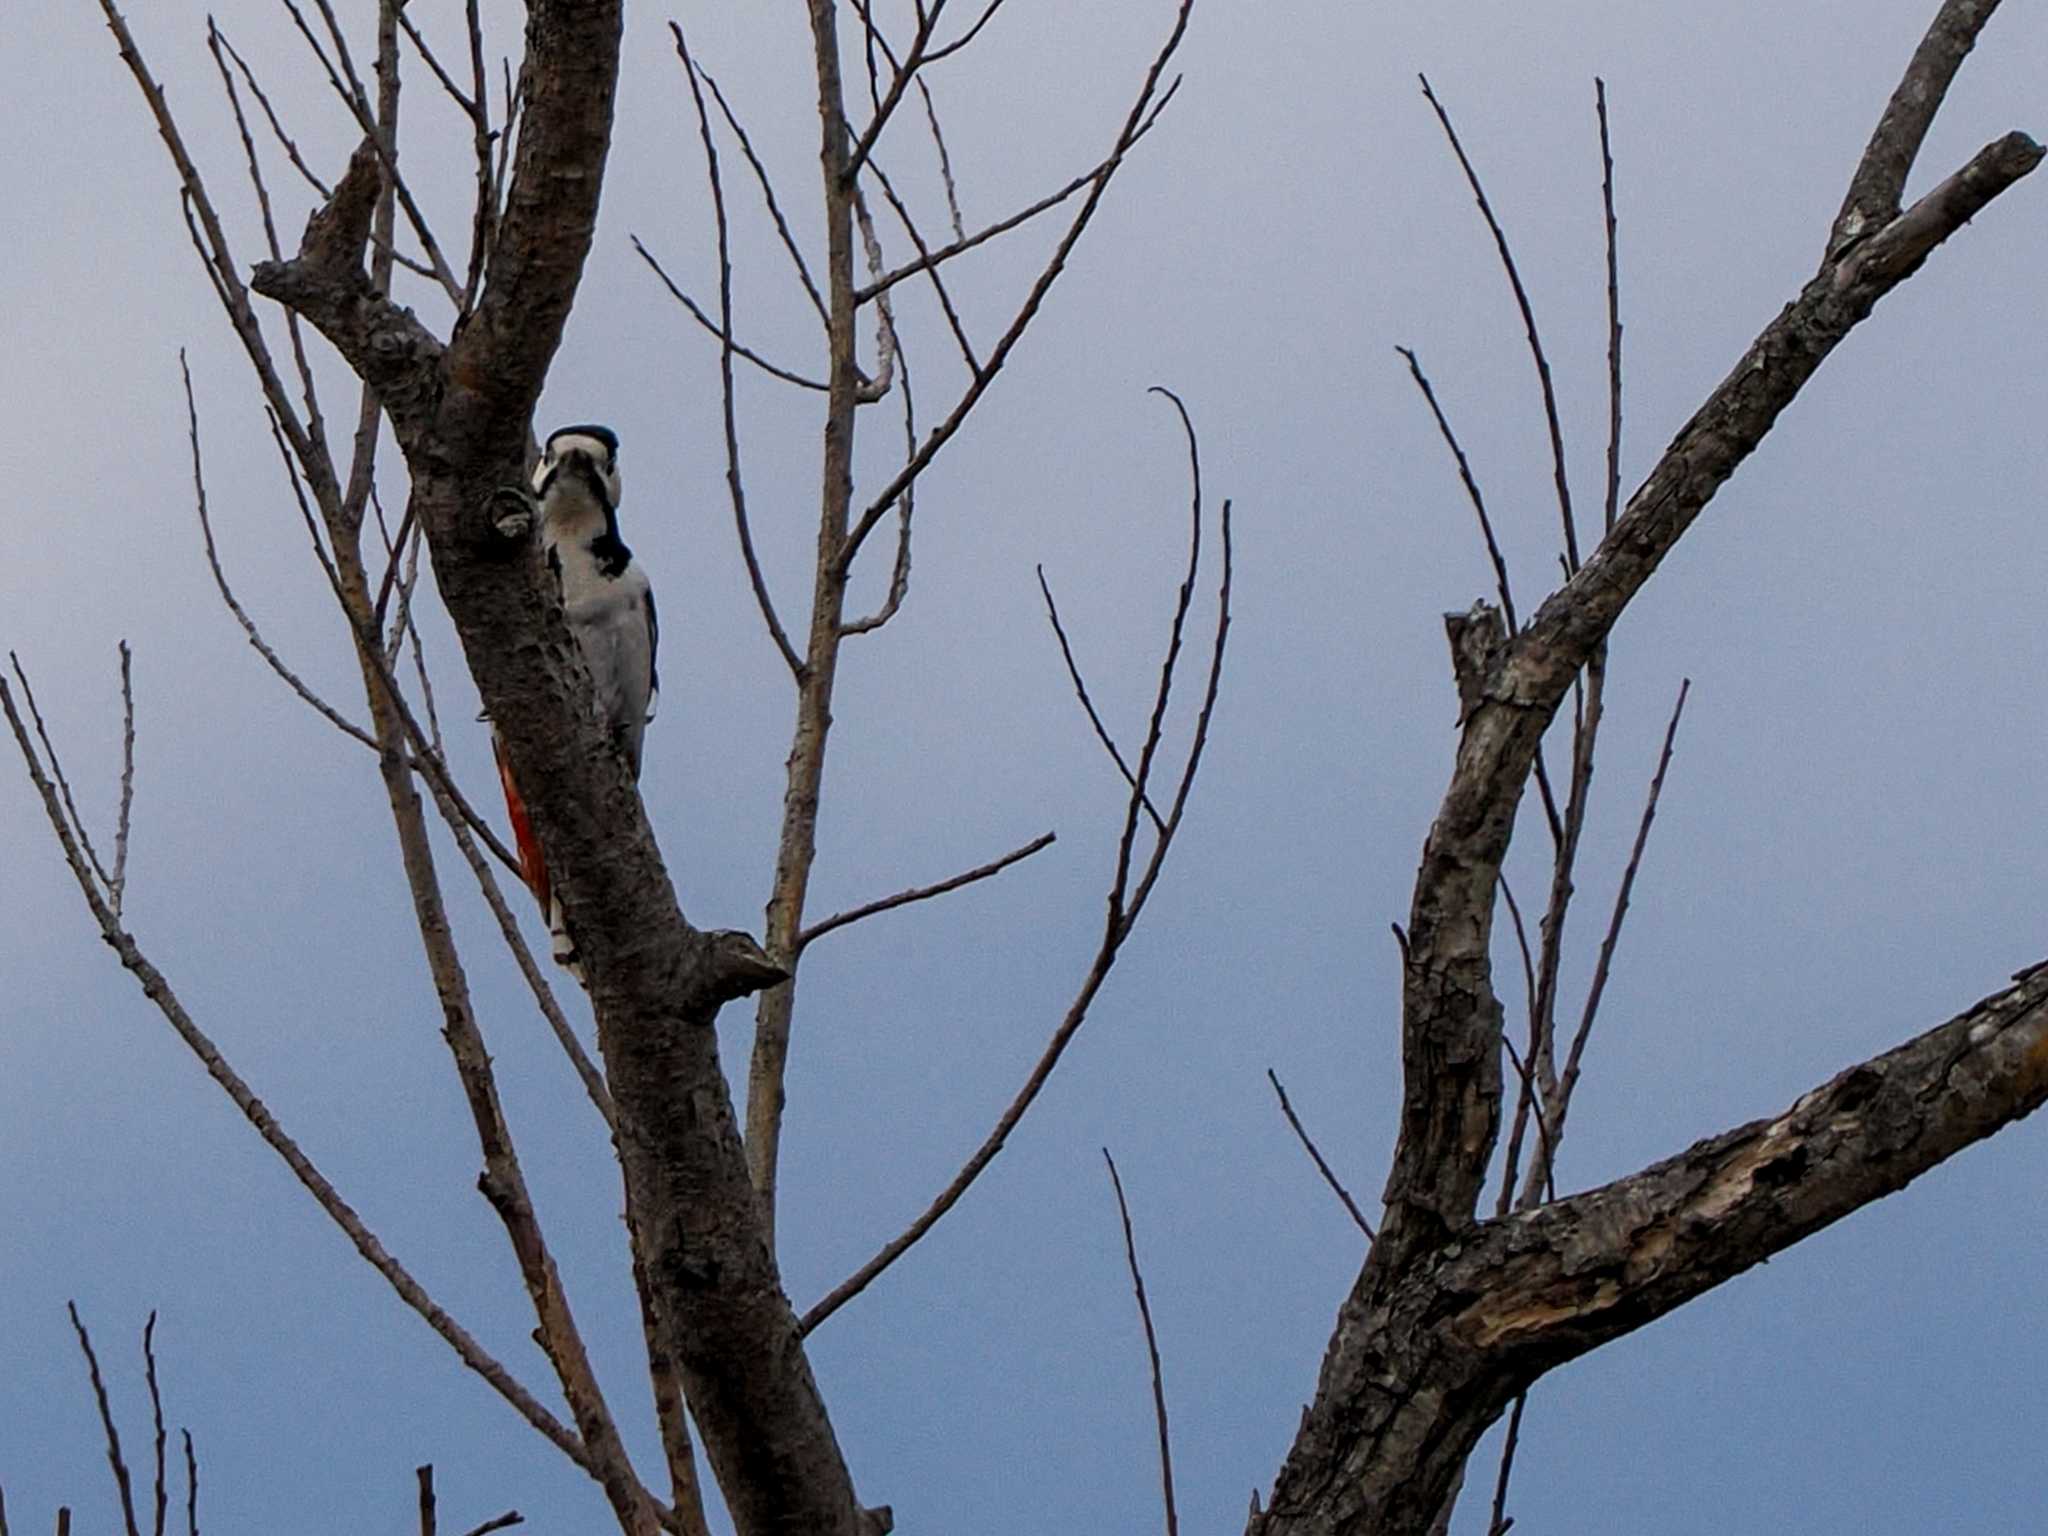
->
1256, 962, 2048, 1534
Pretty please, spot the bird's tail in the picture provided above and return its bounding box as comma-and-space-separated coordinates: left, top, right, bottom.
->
545, 892, 584, 982
491, 725, 550, 910
493, 726, 587, 986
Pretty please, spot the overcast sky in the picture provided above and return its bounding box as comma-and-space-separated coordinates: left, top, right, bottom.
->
5, 3, 2046, 1533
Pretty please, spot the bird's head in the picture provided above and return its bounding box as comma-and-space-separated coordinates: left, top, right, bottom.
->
535, 424, 622, 509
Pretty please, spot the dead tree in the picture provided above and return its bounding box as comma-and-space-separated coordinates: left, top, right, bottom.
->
1250, 4, 2043, 1532
5, 3, 2041, 1536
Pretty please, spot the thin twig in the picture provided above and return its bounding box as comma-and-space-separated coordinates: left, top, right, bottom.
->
143, 1314, 167, 1536
850, 176, 908, 397
923, 0, 1009, 67
208, 30, 332, 200
693, 61, 829, 330
1487, 1391, 1528, 1536
458, 1516, 524, 1536
797, 831, 1055, 954
1266, 1070, 1374, 1239
277, 0, 463, 304
1498, 1036, 1557, 1206
418, 1465, 436, 1536
8, 658, 113, 896
1396, 345, 1518, 633
180, 356, 374, 747
1038, 568, 1167, 834
632, 236, 830, 391
1419, 74, 1578, 573
1110, 388, 1214, 919
916, 78, 966, 240
1597, 79, 1623, 534
1492, 876, 1539, 1219
857, 86, 1175, 305
867, 154, 979, 372
842, 0, 950, 184
840, 321, 918, 634
1553, 679, 1690, 1129
111, 644, 136, 919
669, 23, 806, 678
207, 21, 329, 451
1103, 1151, 1179, 1536
66, 1305, 142, 1536
180, 1433, 196, 1536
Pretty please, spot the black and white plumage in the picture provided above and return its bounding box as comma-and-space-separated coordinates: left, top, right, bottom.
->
492, 423, 660, 978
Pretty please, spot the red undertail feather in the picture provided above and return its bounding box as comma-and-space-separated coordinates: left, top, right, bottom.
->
492, 729, 550, 911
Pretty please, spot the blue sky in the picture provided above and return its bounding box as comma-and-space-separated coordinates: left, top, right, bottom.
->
5, 3, 2045, 1532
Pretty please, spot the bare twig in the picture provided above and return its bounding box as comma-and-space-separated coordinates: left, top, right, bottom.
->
1267, 1070, 1375, 1239
669, 22, 805, 678
206, 21, 328, 449
1497, 1037, 1557, 1206
459, 1516, 524, 1536
632, 236, 830, 391
797, 831, 1055, 954
693, 60, 829, 331
394, 9, 473, 113
867, 154, 980, 374
1395, 346, 1518, 634
418, 1465, 436, 1536
927, 0, 1009, 62
1552, 679, 1690, 1135
916, 78, 966, 240
276, 0, 464, 304
1103, 1151, 1179, 1536
842, 0, 950, 184
180, 356, 374, 748
849, 178, 907, 399
840, 327, 918, 635
66, 1305, 141, 1536
1037, 567, 1167, 834
1597, 80, 1623, 533
8, 658, 114, 897
110, 644, 137, 919
1419, 75, 1578, 573
143, 1314, 167, 1536
1492, 876, 1540, 1219
1486, 1391, 1528, 1536
180, 1432, 196, 1536
857, 85, 1176, 305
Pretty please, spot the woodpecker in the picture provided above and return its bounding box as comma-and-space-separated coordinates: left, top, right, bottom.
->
492, 424, 659, 979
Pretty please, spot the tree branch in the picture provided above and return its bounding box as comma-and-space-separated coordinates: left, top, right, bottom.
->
1829, 0, 2005, 257
796, 831, 1055, 954
1267, 1071, 1375, 1240
67, 1306, 141, 1536
1103, 1151, 1179, 1536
